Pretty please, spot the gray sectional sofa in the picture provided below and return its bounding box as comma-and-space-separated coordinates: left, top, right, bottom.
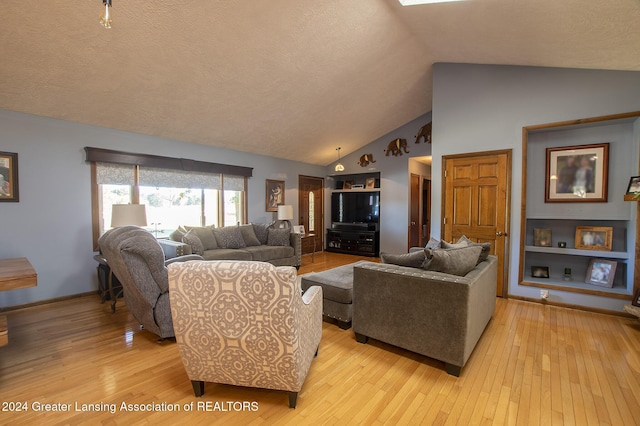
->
158, 223, 302, 268
352, 255, 497, 376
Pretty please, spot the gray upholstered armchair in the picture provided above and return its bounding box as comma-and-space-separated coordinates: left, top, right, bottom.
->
168, 260, 323, 408
98, 226, 202, 340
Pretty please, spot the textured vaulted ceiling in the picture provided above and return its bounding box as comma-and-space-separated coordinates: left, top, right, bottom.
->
1, 1, 639, 165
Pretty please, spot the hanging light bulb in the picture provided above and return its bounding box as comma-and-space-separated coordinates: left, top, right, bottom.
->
100, 0, 112, 29
335, 147, 345, 172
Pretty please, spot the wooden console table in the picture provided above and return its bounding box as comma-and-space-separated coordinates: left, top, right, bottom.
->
0, 258, 38, 346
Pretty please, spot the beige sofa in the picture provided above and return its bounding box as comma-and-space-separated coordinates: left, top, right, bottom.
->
159, 223, 302, 268
352, 255, 497, 376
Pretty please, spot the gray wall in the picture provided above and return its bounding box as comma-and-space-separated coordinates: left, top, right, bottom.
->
324, 113, 432, 254
431, 63, 640, 311
0, 109, 325, 308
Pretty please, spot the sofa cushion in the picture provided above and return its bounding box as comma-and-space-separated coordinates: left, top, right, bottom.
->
214, 226, 246, 249
239, 224, 261, 247
252, 223, 271, 245
244, 245, 294, 262
422, 245, 482, 276
425, 237, 443, 250
184, 226, 218, 250
182, 230, 204, 256
380, 250, 426, 268
201, 249, 252, 261
268, 228, 290, 246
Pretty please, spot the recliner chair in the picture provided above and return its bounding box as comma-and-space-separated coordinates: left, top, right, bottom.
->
98, 226, 201, 339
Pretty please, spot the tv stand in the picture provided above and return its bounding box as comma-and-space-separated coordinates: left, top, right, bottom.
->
326, 227, 379, 257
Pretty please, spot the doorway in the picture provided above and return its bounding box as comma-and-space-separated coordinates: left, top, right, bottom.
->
298, 175, 324, 256
443, 150, 512, 297
409, 174, 431, 250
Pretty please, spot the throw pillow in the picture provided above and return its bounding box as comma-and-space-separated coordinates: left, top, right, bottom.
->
188, 226, 218, 250
214, 226, 246, 249
169, 225, 186, 242
380, 250, 426, 268
458, 235, 492, 263
182, 230, 204, 256
442, 240, 469, 250
252, 223, 271, 245
268, 228, 290, 246
239, 224, 261, 247
425, 237, 442, 250
422, 245, 482, 276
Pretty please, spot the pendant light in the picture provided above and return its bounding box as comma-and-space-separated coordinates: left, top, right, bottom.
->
100, 0, 112, 29
335, 147, 345, 172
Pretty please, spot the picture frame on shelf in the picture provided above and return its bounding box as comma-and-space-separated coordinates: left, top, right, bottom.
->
585, 259, 617, 288
292, 225, 305, 234
545, 143, 609, 203
533, 228, 552, 247
365, 177, 375, 189
0, 151, 19, 203
343, 180, 353, 190
574, 226, 613, 251
624, 175, 640, 201
265, 179, 285, 212
531, 266, 549, 279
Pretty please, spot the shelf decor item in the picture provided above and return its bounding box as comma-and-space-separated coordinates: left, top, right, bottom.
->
624, 175, 640, 201
365, 177, 375, 189
266, 179, 285, 212
545, 143, 609, 203
0, 151, 19, 202
343, 180, 353, 190
585, 259, 617, 288
563, 267, 572, 281
531, 266, 549, 278
574, 226, 613, 251
533, 228, 552, 247
632, 288, 640, 307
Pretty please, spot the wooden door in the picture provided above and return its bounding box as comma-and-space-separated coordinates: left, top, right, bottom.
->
298, 175, 324, 255
409, 173, 421, 249
443, 150, 511, 297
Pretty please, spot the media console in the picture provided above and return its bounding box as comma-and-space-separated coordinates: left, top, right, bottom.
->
326, 224, 379, 257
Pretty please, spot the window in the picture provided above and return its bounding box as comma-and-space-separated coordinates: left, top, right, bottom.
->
88, 148, 252, 248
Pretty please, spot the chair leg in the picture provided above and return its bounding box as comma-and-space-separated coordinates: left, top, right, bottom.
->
315, 346, 319, 357
191, 380, 204, 397
288, 391, 298, 409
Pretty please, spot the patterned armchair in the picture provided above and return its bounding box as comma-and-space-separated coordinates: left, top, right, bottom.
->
168, 260, 323, 408
98, 226, 202, 339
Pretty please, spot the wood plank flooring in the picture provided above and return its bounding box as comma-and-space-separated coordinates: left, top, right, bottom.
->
0, 252, 639, 425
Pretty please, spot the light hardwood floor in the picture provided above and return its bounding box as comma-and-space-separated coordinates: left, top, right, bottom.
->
0, 252, 639, 425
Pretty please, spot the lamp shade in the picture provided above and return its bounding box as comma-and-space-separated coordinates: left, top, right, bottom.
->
111, 204, 147, 227
277, 205, 293, 221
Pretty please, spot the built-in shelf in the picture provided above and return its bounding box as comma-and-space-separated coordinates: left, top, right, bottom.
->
524, 245, 629, 259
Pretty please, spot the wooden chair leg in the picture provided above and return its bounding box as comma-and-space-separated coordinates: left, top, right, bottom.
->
288, 392, 298, 409
191, 380, 204, 397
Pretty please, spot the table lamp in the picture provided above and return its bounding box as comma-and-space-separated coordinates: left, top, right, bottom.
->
277, 205, 293, 229
111, 204, 148, 228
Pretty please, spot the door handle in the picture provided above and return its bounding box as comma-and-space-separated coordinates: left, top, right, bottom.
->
496, 231, 503, 237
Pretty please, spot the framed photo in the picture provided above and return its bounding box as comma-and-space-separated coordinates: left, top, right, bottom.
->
545, 143, 609, 202
0, 151, 19, 202
625, 176, 640, 194
585, 259, 617, 288
531, 266, 549, 279
633, 288, 640, 307
266, 179, 285, 212
533, 228, 552, 247
343, 180, 353, 190
365, 177, 375, 189
574, 226, 613, 251
292, 225, 305, 234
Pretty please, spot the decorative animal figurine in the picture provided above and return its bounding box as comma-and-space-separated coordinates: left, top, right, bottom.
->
385, 138, 409, 156
415, 122, 432, 144
358, 153, 376, 167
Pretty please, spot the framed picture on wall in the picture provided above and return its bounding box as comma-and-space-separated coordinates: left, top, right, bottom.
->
0, 151, 19, 202
545, 143, 609, 203
266, 179, 285, 212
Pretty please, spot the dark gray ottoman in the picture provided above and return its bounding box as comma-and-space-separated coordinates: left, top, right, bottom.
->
300, 261, 368, 330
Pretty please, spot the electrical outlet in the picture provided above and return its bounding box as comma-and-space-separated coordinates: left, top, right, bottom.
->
540, 289, 549, 300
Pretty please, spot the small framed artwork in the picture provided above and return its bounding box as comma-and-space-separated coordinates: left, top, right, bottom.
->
0, 151, 19, 202
343, 180, 353, 190
585, 259, 617, 288
266, 179, 285, 212
365, 177, 376, 189
531, 266, 549, 279
632, 288, 640, 307
545, 143, 609, 203
626, 176, 640, 194
574, 226, 613, 251
292, 225, 305, 234
533, 228, 552, 247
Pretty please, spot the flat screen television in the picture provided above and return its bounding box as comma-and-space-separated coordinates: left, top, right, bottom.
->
331, 191, 380, 226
